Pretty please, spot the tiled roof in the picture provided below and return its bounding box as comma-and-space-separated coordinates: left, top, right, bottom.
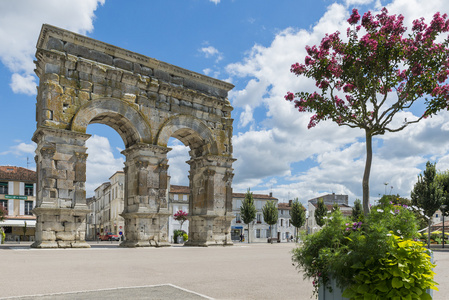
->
0, 166, 36, 182
170, 185, 190, 194
231, 193, 278, 200
278, 203, 292, 210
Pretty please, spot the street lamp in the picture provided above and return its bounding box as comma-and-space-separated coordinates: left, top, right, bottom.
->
441, 205, 447, 249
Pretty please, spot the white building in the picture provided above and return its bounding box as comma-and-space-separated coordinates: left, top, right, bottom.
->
0, 166, 37, 242
231, 192, 279, 243
168, 184, 190, 243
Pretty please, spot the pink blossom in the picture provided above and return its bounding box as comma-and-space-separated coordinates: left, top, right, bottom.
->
347, 8, 361, 25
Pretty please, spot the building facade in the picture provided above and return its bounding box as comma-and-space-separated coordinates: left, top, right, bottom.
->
0, 166, 37, 242
231, 192, 279, 243
307, 193, 352, 234
88, 173, 281, 243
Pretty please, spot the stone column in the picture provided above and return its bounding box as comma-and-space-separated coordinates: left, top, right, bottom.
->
120, 143, 171, 247
31, 128, 91, 248
185, 155, 235, 246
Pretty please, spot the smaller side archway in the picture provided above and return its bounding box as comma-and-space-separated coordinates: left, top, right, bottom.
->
156, 115, 235, 246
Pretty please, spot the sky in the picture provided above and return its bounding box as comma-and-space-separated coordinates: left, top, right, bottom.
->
1, 0, 449, 205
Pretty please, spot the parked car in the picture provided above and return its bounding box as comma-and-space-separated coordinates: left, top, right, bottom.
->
99, 232, 120, 241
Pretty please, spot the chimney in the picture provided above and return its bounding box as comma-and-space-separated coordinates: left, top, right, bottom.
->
269, 192, 273, 197
289, 200, 293, 207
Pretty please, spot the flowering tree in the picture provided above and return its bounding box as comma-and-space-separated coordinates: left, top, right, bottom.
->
174, 210, 188, 229
286, 8, 449, 214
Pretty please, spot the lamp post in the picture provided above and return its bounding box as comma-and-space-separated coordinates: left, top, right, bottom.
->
441, 205, 447, 249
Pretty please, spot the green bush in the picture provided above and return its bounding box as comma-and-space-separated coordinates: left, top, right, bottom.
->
292, 203, 437, 298
182, 233, 188, 241
173, 229, 187, 243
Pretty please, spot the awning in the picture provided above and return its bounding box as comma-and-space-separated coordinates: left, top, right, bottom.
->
0, 220, 36, 227
232, 226, 243, 229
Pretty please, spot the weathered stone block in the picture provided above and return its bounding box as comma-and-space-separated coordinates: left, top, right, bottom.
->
154, 69, 171, 82
64, 42, 90, 58
57, 241, 72, 247
92, 75, 105, 84
78, 91, 90, 102
47, 37, 64, 51
42, 230, 56, 241
141, 66, 153, 76
45, 63, 60, 74
93, 84, 105, 95
42, 221, 64, 232
57, 179, 73, 190
79, 80, 92, 91
60, 76, 78, 89
77, 61, 92, 74
88, 49, 113, 65
114, 58, 133, 71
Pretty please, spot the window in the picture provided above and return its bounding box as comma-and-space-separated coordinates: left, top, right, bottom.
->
256, 229, 261, 238
436, 214, 439, 218
236, 199, 242, 208
281, 219, 284, 227
257, 214, 262, 223
0, 182, 7, 194
174, 194, 179, 201
256, 201, 262, 210
25, 201, 33, 215
24, 183, 34, 196
236, 213, 241, 223
281, 210, 284, 215
0, 200, 7, 215
183, 194, 188, 201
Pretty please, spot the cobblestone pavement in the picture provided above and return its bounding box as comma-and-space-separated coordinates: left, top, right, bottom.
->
0, 242, 448, 299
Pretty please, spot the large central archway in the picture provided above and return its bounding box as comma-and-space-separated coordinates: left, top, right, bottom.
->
31, 24, 235, 248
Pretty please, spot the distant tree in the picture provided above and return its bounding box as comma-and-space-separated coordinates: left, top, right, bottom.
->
290, 198, 306, 242
314, 199, 327, 227
240, 189, 256, 243
0, 204, 5, 222
174, 210, 188, 230
285, 8, 449, 215
331, 202, 340, 213
22, 221, 27, 242
436, 171, 449, 216
411, 161, 443, 248
262, 200, 278, 243
352, 199, 363, 222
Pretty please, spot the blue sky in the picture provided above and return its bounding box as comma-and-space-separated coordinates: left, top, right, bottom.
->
1, 0, 449, 204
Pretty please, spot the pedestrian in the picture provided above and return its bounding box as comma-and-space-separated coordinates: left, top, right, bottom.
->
240, 233, 243, 242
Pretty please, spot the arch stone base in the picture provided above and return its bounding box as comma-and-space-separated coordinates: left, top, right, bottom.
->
119, 212, 170, 247
185, 215, 234, 247
31, 207, 90, 248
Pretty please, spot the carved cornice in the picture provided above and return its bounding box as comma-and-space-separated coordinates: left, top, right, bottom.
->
74, 152, 88, 163
32, 127, 91, 144
37, 24, 234, 92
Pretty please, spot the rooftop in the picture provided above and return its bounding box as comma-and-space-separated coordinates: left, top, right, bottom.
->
0, 166, 36, 182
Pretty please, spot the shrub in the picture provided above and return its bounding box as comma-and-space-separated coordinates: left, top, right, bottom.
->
292, 203, 437, 298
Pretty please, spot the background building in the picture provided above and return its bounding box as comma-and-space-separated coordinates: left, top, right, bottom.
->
307, 193, 352, 234
231, 192, 279, 243
0, 166, 36, 241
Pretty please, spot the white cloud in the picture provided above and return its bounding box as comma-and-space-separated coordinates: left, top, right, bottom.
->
10, 73, 36, 95
0, 141, 36, 156
167, 142, 190, 186
200, 45, 223, 62
209, 0, 220, 4
86, 135, 124, 197
0, 0, 105, 95
226, 0, 449, 203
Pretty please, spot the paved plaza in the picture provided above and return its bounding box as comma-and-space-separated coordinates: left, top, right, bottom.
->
0, 242, 448, 299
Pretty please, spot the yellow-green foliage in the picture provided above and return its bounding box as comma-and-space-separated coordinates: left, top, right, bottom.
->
342, 235, 437, 300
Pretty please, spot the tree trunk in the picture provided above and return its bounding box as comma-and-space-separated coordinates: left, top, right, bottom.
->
428, 218, 431, 249
363, 130, 373, 215
248, 224, 250, 244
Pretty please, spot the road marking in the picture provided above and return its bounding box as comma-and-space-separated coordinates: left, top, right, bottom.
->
0, 284, 214, 300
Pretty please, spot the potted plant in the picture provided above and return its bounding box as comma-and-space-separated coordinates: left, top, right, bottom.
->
292, 202, 438, 299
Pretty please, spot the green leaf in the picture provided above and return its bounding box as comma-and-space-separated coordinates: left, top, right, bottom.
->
357, 284, 370, 294
392, 277, 403, 289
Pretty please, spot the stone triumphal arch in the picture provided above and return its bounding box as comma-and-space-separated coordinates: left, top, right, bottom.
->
31, 24, 235, 248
